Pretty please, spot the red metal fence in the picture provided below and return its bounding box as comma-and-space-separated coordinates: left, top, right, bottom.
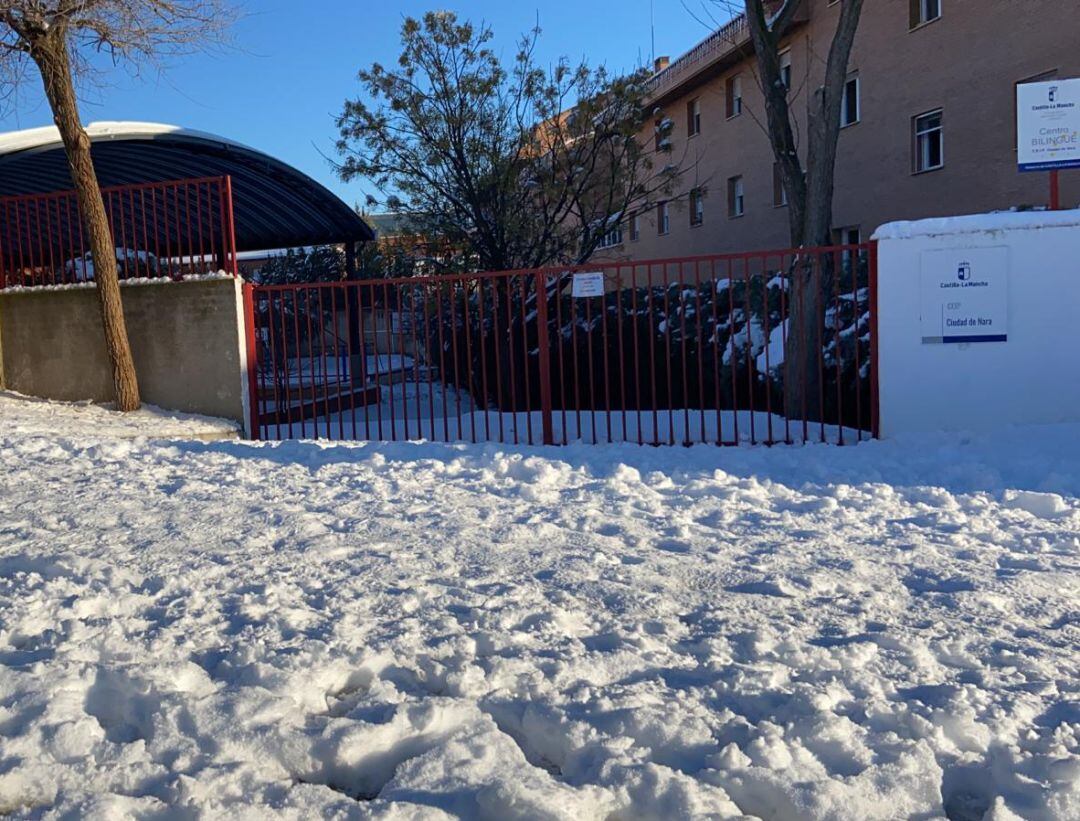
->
0, 176, 238, 288
247, 244, 877, 446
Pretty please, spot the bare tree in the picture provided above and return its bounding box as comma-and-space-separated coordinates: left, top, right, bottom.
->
0, 1, 236, 411
337, 11, 686, 273
740, 0, 864, 248
700, 0, 864, 414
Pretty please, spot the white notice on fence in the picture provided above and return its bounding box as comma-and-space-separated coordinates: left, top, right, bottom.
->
572, 271, 605, 298
919, 246, 1009, 344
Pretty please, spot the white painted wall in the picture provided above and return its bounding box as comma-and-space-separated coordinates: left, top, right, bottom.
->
872, 210, 1080, 437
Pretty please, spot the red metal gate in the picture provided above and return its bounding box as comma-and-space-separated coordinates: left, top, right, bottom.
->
0, 176, 238, 288
246, 244, 878, 446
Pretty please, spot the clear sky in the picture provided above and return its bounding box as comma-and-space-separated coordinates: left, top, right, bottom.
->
0, 1, 723, 209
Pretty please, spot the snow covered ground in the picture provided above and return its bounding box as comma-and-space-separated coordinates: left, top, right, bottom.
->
0, 391, 239, 440
0, 398, 1077, 819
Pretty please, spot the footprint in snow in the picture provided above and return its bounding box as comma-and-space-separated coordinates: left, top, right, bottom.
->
726, 579, 796, 598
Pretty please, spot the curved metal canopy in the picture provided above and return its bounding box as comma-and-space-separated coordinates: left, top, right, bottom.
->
0, 122, 373, 252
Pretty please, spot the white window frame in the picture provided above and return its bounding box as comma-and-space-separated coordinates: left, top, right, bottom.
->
688, 98, 701, 136
690, 189, 704, 226
914, 109, 944, 173
729, 176, 745, 218
658, 202, 670, 235
779, 50, 792, 91
841, 74, 860, 127
596, 224, 623, 249
912, 0, 942, 28
629, 214, 640, 242
728, 75, 743, 119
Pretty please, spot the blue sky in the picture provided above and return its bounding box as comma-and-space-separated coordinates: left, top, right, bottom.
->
0, 1, 722, 208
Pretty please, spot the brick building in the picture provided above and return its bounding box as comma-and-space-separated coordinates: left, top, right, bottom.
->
603, 0, 1080, 260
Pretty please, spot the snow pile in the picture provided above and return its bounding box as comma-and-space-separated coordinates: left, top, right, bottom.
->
0, 403, 1077, 817
0, 391, 239, 440
873, 209, 1080, 241
2, 271, 234, 294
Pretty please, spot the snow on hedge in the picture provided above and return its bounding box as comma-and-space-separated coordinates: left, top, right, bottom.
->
0, 400, 1077, 818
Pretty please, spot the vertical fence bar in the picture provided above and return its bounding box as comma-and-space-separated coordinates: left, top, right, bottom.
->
519, 275, 535, 445
710, 259, 722, 445
534, 270, 555, 446
222, 175, 239, 276
816, 254, 827, 444
488, 278, 505, 444
616, 267, 628, 444
242, 283, 261, 440
599, 269, 613, 444
833, 249, 844, 445
460, 280, 475, 444
555, 274, 567, 445
476, 279, 491, 442
631, 265, 643, 446
852, 245, 863, 442
869, 241, 880, 439
762, 254, 774, 445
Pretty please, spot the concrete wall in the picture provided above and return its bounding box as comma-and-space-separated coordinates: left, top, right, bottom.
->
0, 277, 249, 430
873, 211, 1080, 437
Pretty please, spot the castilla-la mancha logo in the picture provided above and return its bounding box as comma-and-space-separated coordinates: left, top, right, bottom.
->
958, 262, 972, 282
1050, 86, 1059, 103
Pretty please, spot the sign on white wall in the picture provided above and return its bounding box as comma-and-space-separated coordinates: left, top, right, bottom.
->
1017, 78, 1080, 171
919, 247, 1009, 344
571, 271, 605, 298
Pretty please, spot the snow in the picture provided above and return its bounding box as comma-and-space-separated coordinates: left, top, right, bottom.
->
0, 122, 262, 162
755, 319, 788, 374
872, 208, 1080, 241
272, 407, 854, 447
0, 391, 239, 440
1, 271, 234, 293
0, 397, 1078, 818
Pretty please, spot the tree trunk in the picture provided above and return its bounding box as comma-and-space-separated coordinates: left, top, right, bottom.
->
30, 32, 141, 412
746, 0, 864, 424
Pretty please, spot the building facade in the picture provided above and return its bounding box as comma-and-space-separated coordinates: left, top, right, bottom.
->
605, 0, 1080, 260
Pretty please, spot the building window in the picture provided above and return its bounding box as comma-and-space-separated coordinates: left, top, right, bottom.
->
596, 224, 623, 249
687, 98, 701, 136
834, 226, 863, 270
910, 0, 941, 28
629, 214, 640, 242
690, 189, 704, 226
773, 164, 788, 207
841, 75, 860, 127
779, 50, 792, 91
728, 176, 745, 218
913, 109, 943, 172
726, 75, 743, 118
834, 226, 861, 246
657, 201, 670, 235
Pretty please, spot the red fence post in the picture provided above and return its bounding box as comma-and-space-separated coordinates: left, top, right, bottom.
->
868, 240, 881, 439
534, 271, 555, 445
241, 281, 261, 440
222, 175, 239, 276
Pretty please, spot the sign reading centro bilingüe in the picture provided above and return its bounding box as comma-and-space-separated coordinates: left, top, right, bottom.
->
1017, 77, 1080, 172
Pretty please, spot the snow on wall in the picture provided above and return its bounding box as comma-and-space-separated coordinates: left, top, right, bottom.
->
873, 210, 1080, 436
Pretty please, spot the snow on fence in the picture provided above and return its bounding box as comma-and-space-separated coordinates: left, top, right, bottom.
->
247, 246, 877, 446
0, 176, 238, 288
